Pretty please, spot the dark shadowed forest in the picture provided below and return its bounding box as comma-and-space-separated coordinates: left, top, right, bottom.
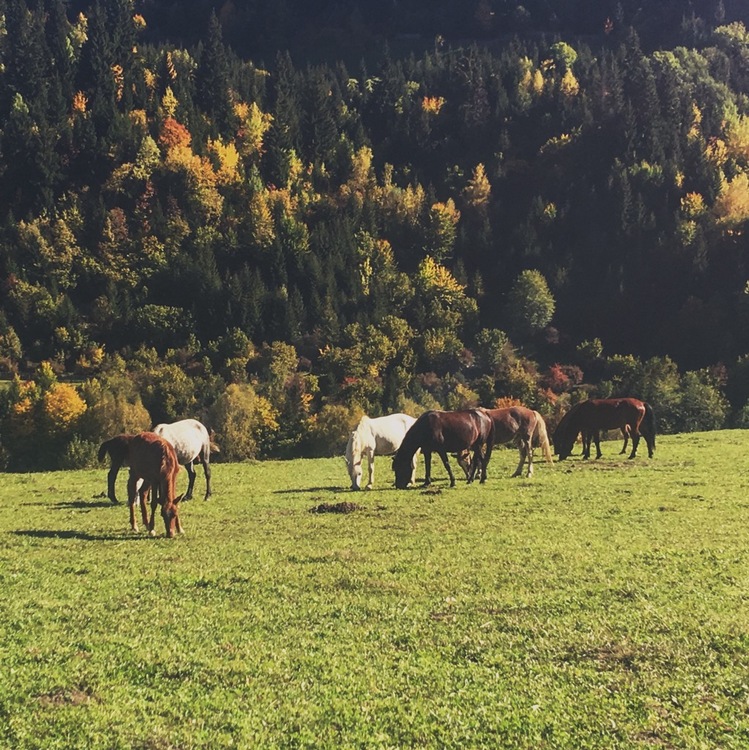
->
1, 0, 749, 469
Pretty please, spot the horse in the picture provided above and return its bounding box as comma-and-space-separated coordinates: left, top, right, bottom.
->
126, 432, 184, 537
457, 407, 553, 478
553, 398, 656, 461
345, 413, 417, 490
152, 419, 213, 501
392, 409, 494, 489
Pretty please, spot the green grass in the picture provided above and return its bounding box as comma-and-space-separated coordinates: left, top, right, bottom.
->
1, 431, 749, 749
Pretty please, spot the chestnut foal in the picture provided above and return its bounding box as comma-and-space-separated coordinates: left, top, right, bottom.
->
126, 432, 184, 537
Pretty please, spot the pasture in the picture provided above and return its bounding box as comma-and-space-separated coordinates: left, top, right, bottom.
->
1, 431, 748, 749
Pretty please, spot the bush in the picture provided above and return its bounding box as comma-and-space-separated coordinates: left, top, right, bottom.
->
59, 436, 100, 469
305, 403, 360, 457
208, 383, 278, 461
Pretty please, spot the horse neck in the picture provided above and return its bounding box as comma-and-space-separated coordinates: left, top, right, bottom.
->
346, 432, 361, 464
397, 423, 420, 461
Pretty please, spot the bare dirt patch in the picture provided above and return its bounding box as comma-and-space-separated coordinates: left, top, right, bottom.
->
309, 501, 362, 514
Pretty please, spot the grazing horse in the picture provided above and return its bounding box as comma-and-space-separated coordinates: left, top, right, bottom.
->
457, 407, 553, 478
553, 398, 656, 461
152, 419, 213, 501
126, 432, 184, 537
392, 409, 494, 489
345, 413, 417, 490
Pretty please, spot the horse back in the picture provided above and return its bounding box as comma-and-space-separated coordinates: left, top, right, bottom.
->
421, 409, 490, 452
590, 398, 645, 429
486, 406, 535, 444
98, 434, 134, 464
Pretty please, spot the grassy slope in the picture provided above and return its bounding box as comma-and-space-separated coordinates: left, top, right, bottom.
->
1, 431, 748, 749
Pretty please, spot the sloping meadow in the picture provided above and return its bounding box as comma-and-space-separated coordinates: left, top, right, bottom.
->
1, 431, 748, 748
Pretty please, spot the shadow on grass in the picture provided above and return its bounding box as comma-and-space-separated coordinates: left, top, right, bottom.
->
53, 500, 117, 509
273, 486, 347, 495
12, 529, 150, 542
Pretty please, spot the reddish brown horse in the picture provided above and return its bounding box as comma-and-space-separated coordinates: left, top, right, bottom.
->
553, 398, 656, 460
392, 409, 494, 489
457, 406, 553, 478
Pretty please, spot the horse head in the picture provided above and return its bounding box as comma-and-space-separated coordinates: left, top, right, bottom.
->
393, 446, 419, 489
161, 493, 184, 538
345, 432, 363, 490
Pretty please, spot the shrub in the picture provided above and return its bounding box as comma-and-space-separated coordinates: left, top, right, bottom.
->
208, 383, 278, 461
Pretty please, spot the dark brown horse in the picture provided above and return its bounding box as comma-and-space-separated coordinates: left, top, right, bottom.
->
392, 409, 494, 489
126, 432, 184, 537
553, 398, 656, 460
457, 406, 553, 478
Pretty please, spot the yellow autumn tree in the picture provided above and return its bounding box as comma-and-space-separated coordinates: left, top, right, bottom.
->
713, 172, 749, 229
234, 101, 273, 160
463, 163, 491, 211
209, 137, 241, 185
42, 383, 87, 436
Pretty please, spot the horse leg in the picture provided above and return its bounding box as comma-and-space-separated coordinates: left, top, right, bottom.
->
437, 450, 456, 487
148, 489, 159, 536
619, 428, 628, 455
467, 448, 480, 483
423, 451, 432, 487
524, 437, 534, 477
594, 431, 602, 459
628, 428, 641, 459
581, 432, 590, 460
366, 451, 374, 490
108, 461, 122, 504
127, 473, 139, 532
139, 482, 150, 529
184, 461, 197, 501
201, 455, 212, 500
512, 444, 525, 477
480, 441, 492, 483
410, 450, 419, 485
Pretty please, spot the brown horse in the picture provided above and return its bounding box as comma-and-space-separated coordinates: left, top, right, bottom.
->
126, 432, 184, 537
553, 398, 656, 460
457, 407, 553, 478
392, 409, 494, 489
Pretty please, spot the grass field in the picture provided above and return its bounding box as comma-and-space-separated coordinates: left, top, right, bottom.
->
1, 431, 749, 749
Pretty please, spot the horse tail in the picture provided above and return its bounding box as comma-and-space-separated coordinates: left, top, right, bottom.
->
97, 439, 111, 462
533, 413, 554, 464
642, 402, 656, 450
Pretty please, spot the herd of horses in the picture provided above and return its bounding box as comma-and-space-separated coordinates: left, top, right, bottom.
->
97, 418, 213, 537
346, 397, 656, 491
99, 398, 655, 536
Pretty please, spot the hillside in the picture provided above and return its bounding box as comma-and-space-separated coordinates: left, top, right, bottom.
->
0, 0, 748, 468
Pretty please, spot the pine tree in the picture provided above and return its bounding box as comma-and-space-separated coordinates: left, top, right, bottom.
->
196, 12, 233, 132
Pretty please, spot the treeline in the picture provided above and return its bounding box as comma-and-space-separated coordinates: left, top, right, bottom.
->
0, 0, 749, 469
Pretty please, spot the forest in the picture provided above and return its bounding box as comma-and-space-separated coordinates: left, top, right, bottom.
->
1, 0, 749, 470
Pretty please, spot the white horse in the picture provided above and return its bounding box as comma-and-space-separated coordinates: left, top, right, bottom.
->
345, 413, 418, 490
153, 419, 213, 500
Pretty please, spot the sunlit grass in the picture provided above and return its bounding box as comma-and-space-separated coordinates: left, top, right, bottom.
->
1, 432, 748, 748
